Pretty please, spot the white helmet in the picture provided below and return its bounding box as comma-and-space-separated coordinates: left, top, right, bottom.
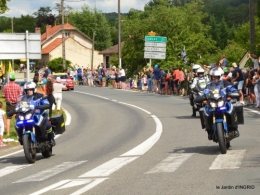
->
197, 68, 204, 74
211, 69, 222, 77
192, 64, 201, 70
24, 81, 36, 92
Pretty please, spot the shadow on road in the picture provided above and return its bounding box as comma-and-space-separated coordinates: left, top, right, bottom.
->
170, 145, 224, 155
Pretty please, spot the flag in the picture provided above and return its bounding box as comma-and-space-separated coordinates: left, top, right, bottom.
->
8, 61, 13, 73
181, 46, 187, 64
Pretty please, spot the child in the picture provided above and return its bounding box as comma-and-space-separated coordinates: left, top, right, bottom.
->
0, 101, 7, 147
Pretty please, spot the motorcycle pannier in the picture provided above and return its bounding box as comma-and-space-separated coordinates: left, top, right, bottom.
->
233, 102, 244, 125
50, 114, 66, 134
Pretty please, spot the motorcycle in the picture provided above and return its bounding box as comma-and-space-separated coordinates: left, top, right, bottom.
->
190, 80, 207, 112
8, 95, 54, 163
199, 85, 244, 154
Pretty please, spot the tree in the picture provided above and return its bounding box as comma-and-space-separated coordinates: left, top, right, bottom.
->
121, 0, 217, 75
48, 57, 72, 72
13, 15, 36, 33
68, 5, 112, 51
54, 3, 73, 25
0, 0, 10, 14
33, 7, 56, 33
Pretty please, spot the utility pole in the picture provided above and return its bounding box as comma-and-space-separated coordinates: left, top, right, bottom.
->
61, 0, 66, 72
249, 0, 256, 54
11, 17, 14, 72
118, 0, 121, 68
91, 30, 95, 71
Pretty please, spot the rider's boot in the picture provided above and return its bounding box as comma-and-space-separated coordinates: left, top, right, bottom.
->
234, 129, 240, 137
206, 129, 213, 140
191, 107, 196, 117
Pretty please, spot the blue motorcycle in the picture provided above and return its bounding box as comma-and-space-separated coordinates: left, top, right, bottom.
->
9, 95, 54, 163
199, 86, 244, 154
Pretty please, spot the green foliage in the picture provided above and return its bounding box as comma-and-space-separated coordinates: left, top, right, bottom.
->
68, 5, 112, 51
0, 0, 10, 14
14, 15, 36, 33
122, 0, 217, 73
47, 57, 72, 72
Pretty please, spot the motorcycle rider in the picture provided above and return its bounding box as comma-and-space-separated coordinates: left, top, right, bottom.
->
189, 64, 202, 117
10, 81, 55, 146
205, 69, 240, 140
190, 67, 210, 117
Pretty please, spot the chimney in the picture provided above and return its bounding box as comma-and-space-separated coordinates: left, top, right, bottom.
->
35, 27, 41, 34
46, 25, 52, 38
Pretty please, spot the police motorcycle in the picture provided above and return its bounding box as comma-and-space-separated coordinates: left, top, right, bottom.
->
190, 68, 209, 115
199, 72, 243, 154
8, 82, 55, 163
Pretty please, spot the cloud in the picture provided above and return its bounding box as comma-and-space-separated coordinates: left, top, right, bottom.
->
5, 0, 148, 17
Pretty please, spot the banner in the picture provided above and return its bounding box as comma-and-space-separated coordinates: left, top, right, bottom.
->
8, 61, 13, 73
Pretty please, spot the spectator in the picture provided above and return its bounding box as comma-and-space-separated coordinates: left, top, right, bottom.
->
232, 62, 244, 104
248, 54, 259, 70
0, 101, 7, 147
221, 54, 227, 67
52, 77, 67, 115
77, 67, 83, 85
101, 66, 106, 87
178, 67, 185, 96
87, 68, 93, 87
120, 67, 126, 89
46, 79, 56, 117
2, 73, 22, 136
252, 69, 260, 108
153, 64, 160, 93
110, 66, 116, 88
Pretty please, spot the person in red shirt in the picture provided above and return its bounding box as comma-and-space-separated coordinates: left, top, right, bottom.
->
2, 73, 22, 136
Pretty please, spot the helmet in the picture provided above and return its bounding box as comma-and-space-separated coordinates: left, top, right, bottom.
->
192, 64, 201, 70
197, 68, 204, 74
24, 81, 36, 92
223, 67, 228, 73
154, 64, 158, 69
211, 69, 222, 77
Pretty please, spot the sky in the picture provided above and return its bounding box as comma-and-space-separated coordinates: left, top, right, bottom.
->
4, 0, 149, 17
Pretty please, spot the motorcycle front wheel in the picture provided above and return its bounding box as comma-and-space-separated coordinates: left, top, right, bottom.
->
23, 134, 37, 163
216, 123, 227, 154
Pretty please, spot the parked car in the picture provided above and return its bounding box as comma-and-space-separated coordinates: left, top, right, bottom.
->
52, 73, 74, 90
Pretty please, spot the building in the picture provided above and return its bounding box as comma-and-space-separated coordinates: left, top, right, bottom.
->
37, 23, 103, 69
99, 42, 124, 69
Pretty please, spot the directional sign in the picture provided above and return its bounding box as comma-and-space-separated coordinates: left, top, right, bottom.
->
144, 47, 166, 52
145, 36, 167, 43
145, 42, 166, 48
144, 52, 166, 59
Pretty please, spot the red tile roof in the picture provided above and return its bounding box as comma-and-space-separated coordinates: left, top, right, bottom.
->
42, 38, 63, 54
41, 23, 76, 43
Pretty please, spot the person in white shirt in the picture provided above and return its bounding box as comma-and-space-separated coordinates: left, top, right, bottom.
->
0, 101, 7, 147
52, 77, 67, 114
119, 68, 126, 89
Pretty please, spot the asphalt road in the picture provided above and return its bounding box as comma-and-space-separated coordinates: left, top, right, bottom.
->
0, 86, 259, 195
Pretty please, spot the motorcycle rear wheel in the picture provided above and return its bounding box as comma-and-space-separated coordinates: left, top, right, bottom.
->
216, 123, 227, 154
42, 147, 52, 158
23, 134, 37, 163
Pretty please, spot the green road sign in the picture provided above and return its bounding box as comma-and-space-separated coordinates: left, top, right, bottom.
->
145, 36, 167, 43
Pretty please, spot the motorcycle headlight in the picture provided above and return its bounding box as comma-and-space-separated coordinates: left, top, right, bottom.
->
210, 101, 217, 108
217, 100, 224, 107
25, 113, 32, 120
19, 115, 25, 121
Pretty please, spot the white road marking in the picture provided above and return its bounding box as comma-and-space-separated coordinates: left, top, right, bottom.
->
55, 179, 93, 190
0, 165, 32, 178
146, 153, 194, 174
29, 180, 71, 195
209, 150, 246, 170
121, 115, 162, 156
118, 102, 151, 114
79, 157, 138, 178
70, 178, 108, 195
15, 161, 87, 183
62, 107, 71, 126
